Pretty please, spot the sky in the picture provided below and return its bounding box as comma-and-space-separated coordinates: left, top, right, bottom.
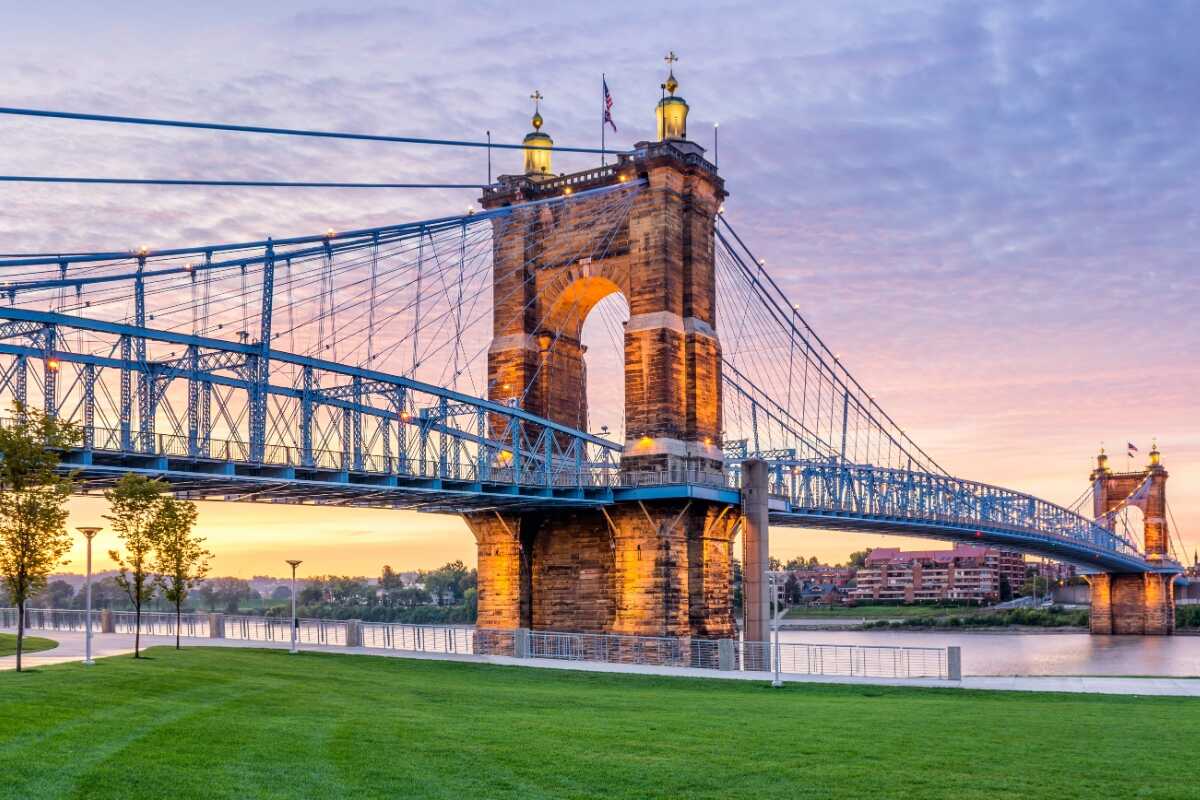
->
3, 1, 1197, 578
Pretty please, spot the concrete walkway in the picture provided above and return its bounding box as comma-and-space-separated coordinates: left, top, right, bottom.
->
3, 627, 1198, 697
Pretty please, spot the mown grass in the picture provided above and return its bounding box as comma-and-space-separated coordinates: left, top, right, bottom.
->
0, 646, 1195, 799
0, 633, 57, 657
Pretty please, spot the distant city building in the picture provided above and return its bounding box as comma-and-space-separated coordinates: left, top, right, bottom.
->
788, 566, 856, 588
1031, 560, 1077, 582
851, 544, 1027, 604
767, 568, 852, 607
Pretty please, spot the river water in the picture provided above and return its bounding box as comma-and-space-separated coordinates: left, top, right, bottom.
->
777, 629, 1200, 677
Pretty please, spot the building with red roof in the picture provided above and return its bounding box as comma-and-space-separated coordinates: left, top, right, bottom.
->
851, 544, 1025, 604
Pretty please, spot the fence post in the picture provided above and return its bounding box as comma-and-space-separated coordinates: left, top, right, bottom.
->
100, 608, 115, 634
947, 646, 962, 681
345, 620, 362, 648
514, 627, 530, 659
208, 613, 225, 639
718, 639, 735, 671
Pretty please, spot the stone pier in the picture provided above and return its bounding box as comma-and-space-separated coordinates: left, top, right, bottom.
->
469, 79, 740, 640
1087, 444, 1180, 635
466, 502, 739, 638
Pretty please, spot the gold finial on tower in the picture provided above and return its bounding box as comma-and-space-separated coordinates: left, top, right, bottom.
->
1095, 443, 1110, 474
523, 90, 553, 177
530, 90, 544, 130
656, 51, 689, 141
1149, 438, 1161, 467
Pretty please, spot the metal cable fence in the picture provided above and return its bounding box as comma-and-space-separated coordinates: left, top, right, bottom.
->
358, 622, 475, 654
3, 609, 953, 679
224, 616, 346, 646
111, 611, 210, 638
740, 640, 948, 679
527, 630, 724, 669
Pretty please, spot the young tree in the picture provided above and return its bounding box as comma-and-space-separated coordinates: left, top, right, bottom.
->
203, 577, 255, 613
0, 405, 79, 672
848, 548, 874, 569
151, 496, 208, 650
33, 578, 75, 608
105, 474, 169, 658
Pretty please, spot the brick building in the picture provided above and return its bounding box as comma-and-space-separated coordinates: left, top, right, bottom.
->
851, 544, 1026, 604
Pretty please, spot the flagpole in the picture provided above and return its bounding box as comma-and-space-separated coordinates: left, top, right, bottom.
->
601, 73, 606, 166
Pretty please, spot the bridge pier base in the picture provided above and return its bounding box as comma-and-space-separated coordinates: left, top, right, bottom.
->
465, 500, 739, 640
1087, 573, 1176, 635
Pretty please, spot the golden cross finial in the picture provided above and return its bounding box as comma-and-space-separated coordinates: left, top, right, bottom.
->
530, 90, 543, 109
663, 51, 680, 96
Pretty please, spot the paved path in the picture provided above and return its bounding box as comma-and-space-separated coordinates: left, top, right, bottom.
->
3, 627, 1198, 697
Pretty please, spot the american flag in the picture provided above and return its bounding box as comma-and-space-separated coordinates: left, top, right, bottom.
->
1128, 442, 1138, 455
603, 77, 617, 132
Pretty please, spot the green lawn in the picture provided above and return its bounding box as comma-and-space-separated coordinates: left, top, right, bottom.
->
0, 633, 58, 657
1, 647, 1196, 799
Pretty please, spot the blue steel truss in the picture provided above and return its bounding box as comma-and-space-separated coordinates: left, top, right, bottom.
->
0, 191, 1178, 574
728, 458, 1171, 574
0, 308, 621, 511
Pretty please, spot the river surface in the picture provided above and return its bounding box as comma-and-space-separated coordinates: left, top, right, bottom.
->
775, 629, 1200, 677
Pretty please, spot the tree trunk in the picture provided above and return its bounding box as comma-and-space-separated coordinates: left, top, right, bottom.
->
15, 598, 24, 673
175, 600, 181, 650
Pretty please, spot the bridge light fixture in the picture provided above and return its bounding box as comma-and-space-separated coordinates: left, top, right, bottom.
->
467, 206, 475, 215
137, 245, 149, 257
325, 228, 335, 239
400, 411, 412, 422
718, 204, 725, 214
46, 357, 61, 372
563, 186, 573, 195
618, 174, 628, 183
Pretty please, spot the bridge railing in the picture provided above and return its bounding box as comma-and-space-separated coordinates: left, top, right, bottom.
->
747, 458, 1143, 562
53, 415, 738, 494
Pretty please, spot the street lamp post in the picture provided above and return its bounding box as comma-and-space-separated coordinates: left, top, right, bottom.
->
769, 573, 782, 688
76, 526, 102, 666
285, 560, 302, 654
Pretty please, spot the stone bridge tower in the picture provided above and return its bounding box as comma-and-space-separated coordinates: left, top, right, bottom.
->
1087, 443, 1177, 634
464, 66, 741, 638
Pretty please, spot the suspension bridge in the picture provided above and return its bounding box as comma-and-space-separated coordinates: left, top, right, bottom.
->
0, 65, 1184, 637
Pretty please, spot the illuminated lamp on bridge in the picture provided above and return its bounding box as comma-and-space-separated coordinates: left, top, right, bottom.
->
523, 90, 553, 178
46, 356, 61, 372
